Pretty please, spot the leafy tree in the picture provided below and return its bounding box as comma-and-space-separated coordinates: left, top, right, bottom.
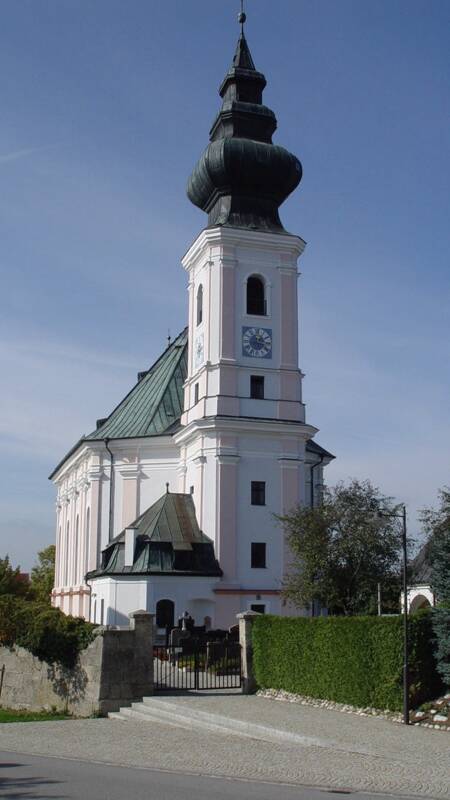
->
421, 488, 450, 686
281, 479, 404, 616
0, 555, 29, 597
30, 545, 56, 604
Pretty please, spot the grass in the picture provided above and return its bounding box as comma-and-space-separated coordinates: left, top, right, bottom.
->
0, 707, 71, 723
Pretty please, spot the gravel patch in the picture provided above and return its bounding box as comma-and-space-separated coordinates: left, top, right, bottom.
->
257, 688, 450, 732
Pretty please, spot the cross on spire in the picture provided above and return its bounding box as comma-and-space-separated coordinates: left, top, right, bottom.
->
238, 0, 246, 34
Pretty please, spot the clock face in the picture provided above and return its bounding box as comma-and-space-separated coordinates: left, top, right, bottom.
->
242, 326, 272, 359
194, 333, 204, 369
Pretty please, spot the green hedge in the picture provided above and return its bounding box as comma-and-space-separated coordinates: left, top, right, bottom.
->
0, 595, 96, 669
252, 611, 443, 711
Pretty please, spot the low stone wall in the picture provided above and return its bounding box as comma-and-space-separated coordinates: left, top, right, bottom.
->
0, 610, 154, 716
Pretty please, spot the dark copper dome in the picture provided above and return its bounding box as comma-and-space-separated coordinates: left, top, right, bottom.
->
187, 32, 302, 232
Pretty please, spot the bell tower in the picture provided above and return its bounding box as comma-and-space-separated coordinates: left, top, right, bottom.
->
175, 10, 319, 626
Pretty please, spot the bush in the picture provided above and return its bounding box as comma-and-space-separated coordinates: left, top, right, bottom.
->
0, 595, 96, 668
252, 611, 443, 711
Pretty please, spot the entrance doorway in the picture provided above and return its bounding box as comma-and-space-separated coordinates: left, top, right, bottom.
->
156, 599, 175, 629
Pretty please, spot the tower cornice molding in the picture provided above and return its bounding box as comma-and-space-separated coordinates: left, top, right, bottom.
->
174, 416, 318, 447
182, 226, 306, 270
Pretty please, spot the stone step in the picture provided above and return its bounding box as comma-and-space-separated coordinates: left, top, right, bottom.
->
129, 703, 193, 729
108, 712, 128, 721
113, 696, 375, 756
108, 702, 195, 730
116, 695, 345, 750
130, 700, 239, 735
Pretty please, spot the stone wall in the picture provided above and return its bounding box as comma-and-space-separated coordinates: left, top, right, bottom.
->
0, 610, 154, 716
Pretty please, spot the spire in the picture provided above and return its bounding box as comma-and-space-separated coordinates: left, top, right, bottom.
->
218, 10, 266, 106
233, 1, 255, 70
186, 9, 302, 232
232, 33, 256, 71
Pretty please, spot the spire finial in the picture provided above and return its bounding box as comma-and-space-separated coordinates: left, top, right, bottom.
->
238, 0, 246, 34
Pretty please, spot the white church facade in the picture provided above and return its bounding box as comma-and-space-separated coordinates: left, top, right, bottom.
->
51, 20, 334, 631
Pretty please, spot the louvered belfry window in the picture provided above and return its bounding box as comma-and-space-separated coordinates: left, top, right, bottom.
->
246, 275, 266, 315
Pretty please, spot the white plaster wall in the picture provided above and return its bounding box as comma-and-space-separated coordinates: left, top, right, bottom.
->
52, 446, 103, 618
89, 577, 149, 626
89, 575, 219, 628
235, 447, 283, 589
181, 227, 305, 427
176, 420, 313, 599
52, 437, 181, 620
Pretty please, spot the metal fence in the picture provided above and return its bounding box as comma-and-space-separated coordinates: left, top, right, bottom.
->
153, 639, 241, 691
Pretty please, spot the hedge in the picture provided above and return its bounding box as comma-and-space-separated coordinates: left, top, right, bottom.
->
252, 611, 443, 711
0, 595, 96, 668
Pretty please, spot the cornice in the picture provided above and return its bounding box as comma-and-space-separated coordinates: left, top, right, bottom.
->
216, 454, 240, 465
118, 464, 141, 479
174, 416, 317, 447
88, 464, 106, 479
278, 456, 304, 466
182, 226, 306, 270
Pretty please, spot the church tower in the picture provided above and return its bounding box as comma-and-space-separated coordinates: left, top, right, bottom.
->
175, 12, 320, 625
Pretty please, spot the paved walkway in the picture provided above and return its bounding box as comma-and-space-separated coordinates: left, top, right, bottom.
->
0, 694, 448, 797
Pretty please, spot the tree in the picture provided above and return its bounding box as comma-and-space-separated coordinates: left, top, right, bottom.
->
30, 545, 56, 604
0, 555, 29, 597
421, 488, 450, 687
281, 479, 404, 616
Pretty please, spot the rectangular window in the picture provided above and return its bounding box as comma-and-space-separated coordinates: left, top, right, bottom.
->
251, 542, 266, 569
250, 375, 265, 399
194, 383, 199, 404
250, 604, 266, 614
251, 481, 266, 506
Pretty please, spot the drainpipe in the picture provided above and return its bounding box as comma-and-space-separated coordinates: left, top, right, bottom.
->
310, 454, 324, 508
104, 439, 114, 542
310, 454, 324, 618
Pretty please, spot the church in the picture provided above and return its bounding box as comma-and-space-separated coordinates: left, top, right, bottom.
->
50, 14, 334, 631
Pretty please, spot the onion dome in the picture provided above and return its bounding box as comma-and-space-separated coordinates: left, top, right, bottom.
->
187, 20, 302, 232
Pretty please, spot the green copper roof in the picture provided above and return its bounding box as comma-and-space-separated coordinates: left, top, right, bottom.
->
87, 491, 222, 578
86, 328, 187, 441
50, 323, 334, 478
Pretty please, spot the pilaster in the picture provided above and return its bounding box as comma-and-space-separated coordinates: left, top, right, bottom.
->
119, 464, 141, 528
216, 453, 240, 583
87, 466, 103, 574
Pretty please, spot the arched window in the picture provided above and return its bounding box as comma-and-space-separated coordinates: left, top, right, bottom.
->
246, 275, 266, 315
74, 515, 79, 585
156, 598, 175, 629
84, 507, 90, 577
196, 284, 203, 326
64, 521, 70, 586
57, 525, 62, 585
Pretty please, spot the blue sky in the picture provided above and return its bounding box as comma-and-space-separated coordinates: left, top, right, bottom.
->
1, 0, 449, 571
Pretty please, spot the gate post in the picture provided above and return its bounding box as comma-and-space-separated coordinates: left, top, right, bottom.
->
129, 610, 155, 697
237, 611, 259, 695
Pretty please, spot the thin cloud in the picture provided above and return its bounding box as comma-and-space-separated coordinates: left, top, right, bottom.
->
0, 144, 63, 165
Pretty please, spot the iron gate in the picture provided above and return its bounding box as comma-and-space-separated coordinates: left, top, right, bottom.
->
153, 639, 242, 691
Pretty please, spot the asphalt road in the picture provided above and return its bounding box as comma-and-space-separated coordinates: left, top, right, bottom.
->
0, 751, 417, 800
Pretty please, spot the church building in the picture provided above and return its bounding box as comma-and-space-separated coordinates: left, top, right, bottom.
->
50, 16, 334, 631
